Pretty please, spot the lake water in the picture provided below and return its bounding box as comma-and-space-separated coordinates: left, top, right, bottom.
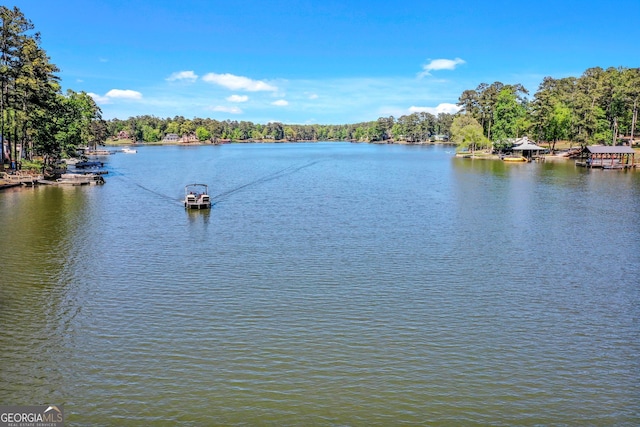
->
1, 142, 639, 425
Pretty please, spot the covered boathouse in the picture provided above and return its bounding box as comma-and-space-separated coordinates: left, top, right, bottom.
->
577, 145, 637, 169
511, 137, 546, 161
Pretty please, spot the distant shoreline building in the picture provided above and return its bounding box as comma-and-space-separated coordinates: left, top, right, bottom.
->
117, 130, 131, 140
163, 133, 199, 143
163, 133, 179, 142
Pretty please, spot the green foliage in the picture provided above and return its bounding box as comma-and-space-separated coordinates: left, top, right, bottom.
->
547, 103, 571, 141
142, 124, 161, 142
55, 90, 105, 153
165, 121, 180, 134
103, 112, 455, 145
458, 82, 529, 141
1, 6, 105, 165
284, 126, 295, 141
530, 67, 639, 147
18, 158, 41, 171
195, 126, 210, 141
453, 67, 640, 148
491, 139, 513, 153
492, 89, 526, 141
450, 115, 489, 152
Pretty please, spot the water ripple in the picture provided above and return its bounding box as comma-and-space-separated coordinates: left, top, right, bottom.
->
1, 144, 639, 425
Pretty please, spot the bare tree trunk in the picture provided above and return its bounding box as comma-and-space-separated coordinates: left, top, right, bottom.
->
0, 19, 5, 172
0, 67, 5, 171
12, 108, 17, 166
631, 99, 637, 146
22, 91, 28, 160
0, 87, 4, 171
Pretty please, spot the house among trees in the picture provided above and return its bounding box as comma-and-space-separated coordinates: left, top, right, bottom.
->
512, 137, 546, 160
117, 130, 130, 139
431, 134, 449, 142
161, 133, 200, 143
178, 133, 199, 143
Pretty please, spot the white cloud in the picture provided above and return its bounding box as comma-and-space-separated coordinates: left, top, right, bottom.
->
88, 89, 142, 104
166, 70, 198, 82
408, 103, 461, 115
202, 73, 277, 92
97, 73, 470, 123
88, 92, 110, 104
419, 58, 466, 77
105, 89, 143, 100
271, 99, 289, 106
227, 94, 249, 102
207, 105, 243, 114
308, 93, 319, 99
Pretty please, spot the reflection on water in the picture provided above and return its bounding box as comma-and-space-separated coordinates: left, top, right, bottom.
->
0, 186, 95, 403
1, 144, 639, 425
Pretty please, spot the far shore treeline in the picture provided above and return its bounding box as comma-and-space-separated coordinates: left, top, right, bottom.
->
1, 6, 639, 170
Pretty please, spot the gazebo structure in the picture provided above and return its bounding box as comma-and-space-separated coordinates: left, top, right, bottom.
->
512, 137, 546, 161
578, 145, 637, 169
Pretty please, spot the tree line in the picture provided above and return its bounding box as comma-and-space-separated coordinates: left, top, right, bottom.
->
113, 67, 640, 152
1, 6, 105, 169
452, 67, 640, 152
106, 112, 454, 144
2, 6, 638, 168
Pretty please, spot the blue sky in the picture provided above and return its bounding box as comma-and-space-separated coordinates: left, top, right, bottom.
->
14, 0, 640, 124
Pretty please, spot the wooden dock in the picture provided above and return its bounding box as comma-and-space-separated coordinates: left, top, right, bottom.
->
576, 160, 637, 169
0, 171, 42, 189
576, 145, 637, 170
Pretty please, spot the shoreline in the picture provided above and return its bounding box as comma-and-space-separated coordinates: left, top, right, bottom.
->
105, 138, 459, 146
454, 152, 575, 161
3, 142, 636, 190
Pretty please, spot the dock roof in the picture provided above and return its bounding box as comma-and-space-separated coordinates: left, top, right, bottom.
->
512, 141, 545, 151
587, 145, 635, 154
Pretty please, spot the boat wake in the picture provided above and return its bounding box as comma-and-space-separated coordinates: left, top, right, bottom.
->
211, 160, 320, 203
114, 173, 184, 205
133, 181, 183, 204
113, 160, 321, 207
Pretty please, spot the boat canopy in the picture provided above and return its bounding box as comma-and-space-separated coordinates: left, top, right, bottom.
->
586, 145, 635, 154
512, 141, 545, 151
